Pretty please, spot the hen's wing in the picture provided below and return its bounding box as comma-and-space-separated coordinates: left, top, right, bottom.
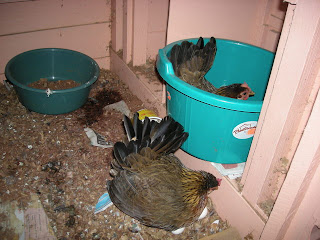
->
170, 37, 217, 93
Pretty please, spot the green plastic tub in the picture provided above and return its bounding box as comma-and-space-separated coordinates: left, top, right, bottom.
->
5, 48, 100, 115
157, 38, 274, 164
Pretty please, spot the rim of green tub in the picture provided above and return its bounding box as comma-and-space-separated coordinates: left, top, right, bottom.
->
156, 38, 274, 113
5, 48, 100, 94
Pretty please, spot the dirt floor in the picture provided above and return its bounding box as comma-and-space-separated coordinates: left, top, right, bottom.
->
0, 69, 228, 240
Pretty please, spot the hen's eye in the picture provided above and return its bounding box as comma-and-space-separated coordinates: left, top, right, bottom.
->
243, 92, 247, 95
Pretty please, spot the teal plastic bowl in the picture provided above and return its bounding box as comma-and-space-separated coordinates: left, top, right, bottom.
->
5, 48, 100, 115
157, 38, 274, 163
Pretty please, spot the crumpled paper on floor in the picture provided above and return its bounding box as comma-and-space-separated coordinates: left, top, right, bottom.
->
84, 128, 113, 148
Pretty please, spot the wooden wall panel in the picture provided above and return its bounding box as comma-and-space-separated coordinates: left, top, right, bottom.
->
0, 0, 110, 36
123, 0, 133, 64
261, 87, 320, 239
111, 0, 123, 52
0, 0, 111, 80
282, 149, 320, 240
132, 0, 148, 66
146, 0, 169, 59
111, 0, 169, 65
147, 31, 167, 60
0, 23, 110, 76
259, 0, 288, 52
166, 0, 287, 52
167, 0, 267, 46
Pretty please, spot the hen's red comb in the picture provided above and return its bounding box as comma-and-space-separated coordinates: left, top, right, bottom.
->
217, 178, 222, 186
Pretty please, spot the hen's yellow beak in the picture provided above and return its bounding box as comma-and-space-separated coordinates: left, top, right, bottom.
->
249, 90, 255, 96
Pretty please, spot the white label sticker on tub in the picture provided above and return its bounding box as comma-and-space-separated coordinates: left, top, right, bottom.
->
232, 121, 257, 139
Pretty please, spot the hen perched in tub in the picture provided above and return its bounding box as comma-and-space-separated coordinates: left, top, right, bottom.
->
170, 36, 255, 100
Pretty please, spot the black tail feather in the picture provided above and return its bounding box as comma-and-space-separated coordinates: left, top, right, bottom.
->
140, 136, 151, 150
149, 116, 174, 143
170, 44, 181, 75
196, 37, 204, 49
165, 132, 189, 153
124, 115, 135, 141
153, 131, 188, 154
149, 134, 166, 150
133, 113, 142, 141
127, 140, 139, 155
113, 142, 129, 169
112, 114, 188, 170
141, 117, 151, 140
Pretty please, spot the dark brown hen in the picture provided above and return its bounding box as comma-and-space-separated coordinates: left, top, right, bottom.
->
170, 36, 255, 100
107, 113, 221, 232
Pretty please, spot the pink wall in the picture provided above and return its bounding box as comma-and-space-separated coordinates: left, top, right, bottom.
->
146, 0, 169, 59
0, 0, 111, 81
284, 156, 320, 240
166, 0, 286, 52
111, 0, 169, 65
110, 0, 169, 115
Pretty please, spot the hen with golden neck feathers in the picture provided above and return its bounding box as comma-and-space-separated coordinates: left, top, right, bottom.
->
107, 113, 220, 231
